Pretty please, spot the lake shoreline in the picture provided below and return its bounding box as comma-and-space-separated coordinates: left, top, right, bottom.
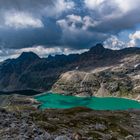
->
34, 91, 140, 102
35, 93, 140, 111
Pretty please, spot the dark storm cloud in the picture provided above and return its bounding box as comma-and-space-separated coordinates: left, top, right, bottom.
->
88, 9, 140, 34
0, 0, 54, 11
0, 0, 75, 49
0, 0, 140, 61
83, 0, 140, 34
56, 0, 140, 49
0, 18, 62, 49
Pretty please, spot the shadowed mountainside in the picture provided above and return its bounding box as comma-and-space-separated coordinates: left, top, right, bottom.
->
0, 44, 139, 99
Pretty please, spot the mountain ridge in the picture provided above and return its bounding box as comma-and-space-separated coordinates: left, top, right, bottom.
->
0, 44, 139, 99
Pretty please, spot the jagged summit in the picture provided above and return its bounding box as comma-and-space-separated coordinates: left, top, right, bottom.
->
89, 43, 106, 54
18, 52, 40, 61
0, 44, 139, 92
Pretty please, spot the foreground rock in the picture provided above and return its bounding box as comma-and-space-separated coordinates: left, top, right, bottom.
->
0, 95, 140, 140
0, 94, 40, 109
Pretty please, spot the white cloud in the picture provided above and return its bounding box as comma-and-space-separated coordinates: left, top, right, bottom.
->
57, 14, 108, 48
56, 0, 75, 13
128, 31, 140, 47
57, 14, 99, 31
84, 0, 139, 12
84, 0, 105, 9
104, 31, 140, 50
0, 0, 140, 51
82, 16, 99, 30
114, 0, 139, 12
44, 0, 75, 17
104, 35, 126, 50
67, 14, 82, 23
0, 46, 88, 62
84, 0, 140, 20
4, 11, 43, 29
57, 14, 82, 32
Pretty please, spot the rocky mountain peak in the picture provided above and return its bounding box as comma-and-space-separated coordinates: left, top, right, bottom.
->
0, 44, 139, 92
89, 43, 106, 54
17, 52, 40, 61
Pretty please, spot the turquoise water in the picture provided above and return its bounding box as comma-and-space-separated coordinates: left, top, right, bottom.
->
35, 93, 140, 110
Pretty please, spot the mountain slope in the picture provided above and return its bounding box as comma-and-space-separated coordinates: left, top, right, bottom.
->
0, 52, 79, 91
0, 44, 139, 99
52, 46, 140, 99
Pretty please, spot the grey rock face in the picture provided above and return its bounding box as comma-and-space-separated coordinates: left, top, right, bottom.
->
0, 44, 139, 93
52, 54, 140, 100
55, 136, 71, 140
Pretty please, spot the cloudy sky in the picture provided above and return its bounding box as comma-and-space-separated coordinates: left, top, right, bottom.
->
0, 0, 140, 61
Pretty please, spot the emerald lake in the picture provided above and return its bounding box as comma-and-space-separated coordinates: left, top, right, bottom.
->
35, 93, 140, 110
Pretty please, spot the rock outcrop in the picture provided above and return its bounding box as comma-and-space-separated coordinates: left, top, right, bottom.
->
0, 104, 140, 140
52, 53, 140, 100
0, 94, 140, 139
